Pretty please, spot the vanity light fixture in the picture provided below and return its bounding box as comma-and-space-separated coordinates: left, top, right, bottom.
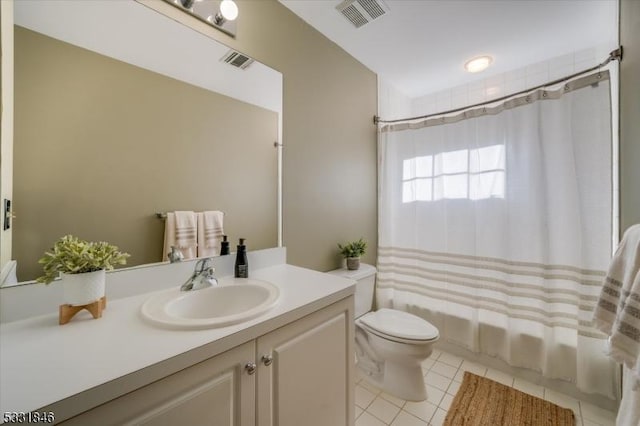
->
464, 55, 493, 73
168, 0, 238, 37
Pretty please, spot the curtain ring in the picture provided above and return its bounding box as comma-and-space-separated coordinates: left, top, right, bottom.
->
542, 91, 547, 98
482, 107, 487, 114
525, 96, 530, 103
564, 84, 570, 92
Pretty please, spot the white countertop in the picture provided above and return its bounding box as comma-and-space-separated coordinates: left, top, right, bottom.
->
0, 263, 355, 418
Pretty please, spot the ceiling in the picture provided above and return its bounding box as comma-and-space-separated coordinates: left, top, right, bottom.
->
279, 0, 618, 98
15, 0, 282, 113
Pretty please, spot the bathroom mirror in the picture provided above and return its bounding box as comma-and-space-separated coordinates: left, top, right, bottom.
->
7, 0, 282, 283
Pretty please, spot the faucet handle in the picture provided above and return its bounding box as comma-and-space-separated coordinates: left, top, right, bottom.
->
168, 246, 184, 263
194, 257, 213, 273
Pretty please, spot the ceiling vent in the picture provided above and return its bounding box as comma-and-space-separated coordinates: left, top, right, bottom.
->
220, 49, 254, 70
336, 0, 389, 28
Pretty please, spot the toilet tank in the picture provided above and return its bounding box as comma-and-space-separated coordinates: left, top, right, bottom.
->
328, 263, 376, 318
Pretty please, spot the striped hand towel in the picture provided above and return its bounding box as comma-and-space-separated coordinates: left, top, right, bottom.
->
197, 211, 224, 257
593, 224, 640, 381
174, 211, 197, 249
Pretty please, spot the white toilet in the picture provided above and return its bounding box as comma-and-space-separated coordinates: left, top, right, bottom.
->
329, 264, 439, 401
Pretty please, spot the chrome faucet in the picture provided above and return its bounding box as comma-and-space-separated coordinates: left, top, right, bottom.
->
168, 246, 184, 263
181, 258, 218, 291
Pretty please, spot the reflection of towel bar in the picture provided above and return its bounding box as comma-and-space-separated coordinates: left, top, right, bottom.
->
156, 211, 225, 219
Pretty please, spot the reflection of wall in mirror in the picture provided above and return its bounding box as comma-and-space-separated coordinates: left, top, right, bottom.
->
14, 26, 278, 281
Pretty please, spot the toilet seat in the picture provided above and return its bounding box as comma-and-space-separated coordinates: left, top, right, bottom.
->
358, 308, 439, 344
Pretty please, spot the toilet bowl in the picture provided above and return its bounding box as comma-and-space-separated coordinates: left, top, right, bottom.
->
328, 264, 439, 401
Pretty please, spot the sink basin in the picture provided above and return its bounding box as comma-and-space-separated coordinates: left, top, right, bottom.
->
141, 278, 280, 330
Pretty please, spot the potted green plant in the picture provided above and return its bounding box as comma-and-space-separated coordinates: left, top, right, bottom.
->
37, 235, 130, 306
338, 238, 367, 271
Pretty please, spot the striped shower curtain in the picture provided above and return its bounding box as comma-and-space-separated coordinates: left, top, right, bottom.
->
377, 72, 619, 399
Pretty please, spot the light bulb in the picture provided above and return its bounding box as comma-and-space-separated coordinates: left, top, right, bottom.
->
464, 56, 493, 73
220, 0, 238, 21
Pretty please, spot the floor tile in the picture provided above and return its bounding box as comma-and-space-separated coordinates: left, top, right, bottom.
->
513, 378, 544, 398
355, 406, 364, 420
430, 361, 458, 379
356, 411, 387, 426
583, 419, 611, 426
420, 358, 435, 373
360, 378, 383, 395
438, 393, 454, 411
458, 359, 487, 377
425, 371, 453, 392
438, 352, 464, 368
429, 349, 442, 360
391, 410, 429, 426
425, 385, 445, 406
429, 408, 448, 426
543, 388, 580, 415
367, 396, 401, 424
356, 385, 378, 409
380, 391, 407, 408
485, 368, 514, 387
446, 380, 461, 396
580, 401, 616, 425
429, 408, 447, 426
403, 400, 438, 423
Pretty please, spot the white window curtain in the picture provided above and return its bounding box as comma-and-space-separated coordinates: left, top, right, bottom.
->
378, 72, 619, 399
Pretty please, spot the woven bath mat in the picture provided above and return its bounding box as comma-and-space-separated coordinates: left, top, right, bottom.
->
444, 372, 575, 426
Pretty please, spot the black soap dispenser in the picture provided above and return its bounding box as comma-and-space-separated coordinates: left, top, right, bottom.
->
220, 235, 230, 256
234, 238, 248, 278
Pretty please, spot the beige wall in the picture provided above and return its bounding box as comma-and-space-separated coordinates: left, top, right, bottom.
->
0, 1, 14, 270
144, 0, 378, 271
619, 0, 640, 234
14, 26, 278, 281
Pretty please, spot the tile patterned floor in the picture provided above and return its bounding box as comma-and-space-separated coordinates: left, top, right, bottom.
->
355, 349, 617, 426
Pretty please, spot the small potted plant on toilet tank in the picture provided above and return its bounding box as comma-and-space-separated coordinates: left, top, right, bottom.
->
338, 238, 367, 271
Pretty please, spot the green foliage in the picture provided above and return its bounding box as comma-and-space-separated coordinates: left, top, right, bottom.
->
37, 235, 130, 284
338, 238, 367, 258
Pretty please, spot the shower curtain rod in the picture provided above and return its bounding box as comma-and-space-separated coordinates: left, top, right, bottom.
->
373, 47, 623, 126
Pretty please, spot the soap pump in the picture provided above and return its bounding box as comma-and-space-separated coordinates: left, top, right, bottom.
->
234, 238, 248, 278
220, 235, 230, 256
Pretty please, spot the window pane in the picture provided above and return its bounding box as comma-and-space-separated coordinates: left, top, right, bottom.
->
416, 178, 433, 201
443, 174, 468, 198
470, 144, 505, 173
435, 149, 468, 174
434, 174, 467, 199
403, 158, 414, 180
470, 171, 505, 200
402, 180, 415, 203
415, 156, 433, 177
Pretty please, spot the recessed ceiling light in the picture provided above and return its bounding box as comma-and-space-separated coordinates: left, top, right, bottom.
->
464, 56, 493, 73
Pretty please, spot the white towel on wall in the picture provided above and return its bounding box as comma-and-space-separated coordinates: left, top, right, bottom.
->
163, 211, 198, 260
593, 224, 640, 381
197, 211, 224, 257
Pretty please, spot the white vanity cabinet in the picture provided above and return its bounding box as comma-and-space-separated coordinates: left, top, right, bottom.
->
60, 341, 256, 426
58, 297, 354, 426
256, 296, 354, 426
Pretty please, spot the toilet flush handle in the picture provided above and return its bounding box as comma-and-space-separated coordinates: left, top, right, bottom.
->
261, 354, 273, 366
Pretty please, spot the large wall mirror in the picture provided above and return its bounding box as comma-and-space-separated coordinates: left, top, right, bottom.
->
7, 0, 282, 283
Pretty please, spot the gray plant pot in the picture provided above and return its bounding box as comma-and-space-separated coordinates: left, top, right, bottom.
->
346, 257, 360, 270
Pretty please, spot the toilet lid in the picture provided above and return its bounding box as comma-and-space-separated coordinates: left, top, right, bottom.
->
359, 309, 439, 342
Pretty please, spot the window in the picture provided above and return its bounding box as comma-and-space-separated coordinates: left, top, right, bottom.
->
402, 144, 505, 203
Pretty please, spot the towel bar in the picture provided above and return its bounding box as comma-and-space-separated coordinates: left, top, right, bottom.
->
156, 211, 225, 219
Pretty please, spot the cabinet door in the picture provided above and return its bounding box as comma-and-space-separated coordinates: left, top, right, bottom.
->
60, 341, 255, 426
257, 297, 355, 426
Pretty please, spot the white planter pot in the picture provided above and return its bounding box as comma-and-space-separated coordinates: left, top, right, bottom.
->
61, 269, 106, 306
346, 257, 360, 270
